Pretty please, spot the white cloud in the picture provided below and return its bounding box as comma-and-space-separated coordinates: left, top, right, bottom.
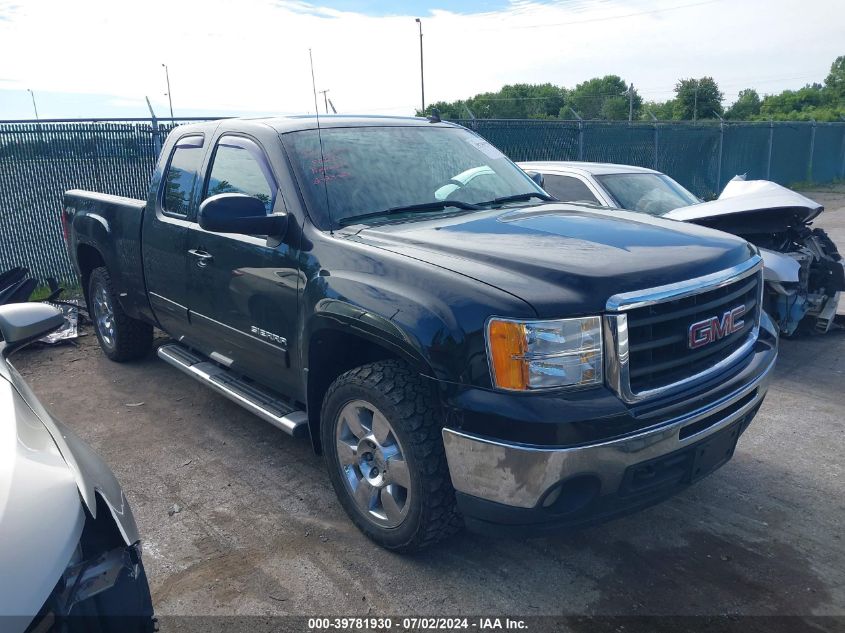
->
0, 0, 841, 117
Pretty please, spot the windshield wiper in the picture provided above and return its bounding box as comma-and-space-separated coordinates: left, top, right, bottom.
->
338, 200, 481, 226
475, 192, 556, 207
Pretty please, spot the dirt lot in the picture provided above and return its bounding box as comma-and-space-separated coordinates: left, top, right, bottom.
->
12, 189, 845, 623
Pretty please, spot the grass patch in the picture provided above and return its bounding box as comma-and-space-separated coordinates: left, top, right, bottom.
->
29, 282, 83, 302
790, 178, 845, 192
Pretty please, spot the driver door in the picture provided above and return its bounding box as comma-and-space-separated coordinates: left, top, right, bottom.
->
184, 134, 301, 398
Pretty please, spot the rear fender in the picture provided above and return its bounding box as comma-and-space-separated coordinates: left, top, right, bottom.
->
65, 191, 152, 322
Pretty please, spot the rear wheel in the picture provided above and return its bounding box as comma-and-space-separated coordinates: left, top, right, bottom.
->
88, 267, 152, 362
321, 360, 462, 552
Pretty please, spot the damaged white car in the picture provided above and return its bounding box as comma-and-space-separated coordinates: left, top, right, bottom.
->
519, 161, 845, 335
0, 303, 154, 633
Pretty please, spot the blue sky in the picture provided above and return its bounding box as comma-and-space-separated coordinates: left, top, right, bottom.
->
1, 0, 842, 120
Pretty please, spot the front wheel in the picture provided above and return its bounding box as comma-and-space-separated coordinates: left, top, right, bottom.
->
88, 267, 153, 362
321, 360, 462, 552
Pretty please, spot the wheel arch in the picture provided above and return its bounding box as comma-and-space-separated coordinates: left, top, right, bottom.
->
76, 242, 106, 304
304, 316, 435, 454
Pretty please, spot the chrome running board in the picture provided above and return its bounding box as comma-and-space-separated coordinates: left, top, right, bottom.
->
157, 342, 308, 438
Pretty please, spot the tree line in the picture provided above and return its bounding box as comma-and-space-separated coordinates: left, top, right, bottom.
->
419, 55, 845, 122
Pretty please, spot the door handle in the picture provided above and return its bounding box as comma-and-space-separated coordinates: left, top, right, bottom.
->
188, 249, 214, 268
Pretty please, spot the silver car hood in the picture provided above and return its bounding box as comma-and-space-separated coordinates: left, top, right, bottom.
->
0, 377, 85, 621
665, 179, 823, 224
0, 359, 140, 629
2, 361, 139, 546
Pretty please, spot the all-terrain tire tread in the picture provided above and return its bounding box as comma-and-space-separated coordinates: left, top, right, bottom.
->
321, 359, 463, 552
89, 267, 153, 362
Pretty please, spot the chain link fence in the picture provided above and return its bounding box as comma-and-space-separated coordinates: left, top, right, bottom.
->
1, 117, 844, 284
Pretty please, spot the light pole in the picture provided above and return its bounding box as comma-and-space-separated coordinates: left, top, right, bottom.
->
415, 18, 425, 114
161, 63, 174, 119
26, 88, 39, 121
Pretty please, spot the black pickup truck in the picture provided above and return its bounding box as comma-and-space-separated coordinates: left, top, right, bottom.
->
63, 116, 778, 551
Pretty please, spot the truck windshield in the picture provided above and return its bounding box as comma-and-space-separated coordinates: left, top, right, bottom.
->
284, 126, 546, 228
596, 173, 701, 215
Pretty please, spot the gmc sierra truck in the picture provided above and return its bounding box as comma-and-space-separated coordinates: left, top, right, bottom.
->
63, 116, 778, 552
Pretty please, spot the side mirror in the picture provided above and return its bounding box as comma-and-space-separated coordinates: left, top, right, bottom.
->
0, 303, 64, 354
199, 193, 288, 237
528, 171, 545, 188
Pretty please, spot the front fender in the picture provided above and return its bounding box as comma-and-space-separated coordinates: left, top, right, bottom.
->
300, 259, 533, 387
5, 362, 139, 546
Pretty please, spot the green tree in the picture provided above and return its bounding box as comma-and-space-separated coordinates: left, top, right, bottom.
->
419, 84, 566, 120
725, 89, 762, 120
759, 85, 824, 120
565, 75, 641, 120
473, 83, 566, 119
418, 100, 468, 120
823, 55, 845, 103
640, 99, 675, 120
673, 77, 723, 120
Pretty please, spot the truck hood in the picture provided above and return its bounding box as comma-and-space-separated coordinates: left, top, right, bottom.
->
665, 179, 823, 225
351, 203, 755, 316
0, 377, 85, 624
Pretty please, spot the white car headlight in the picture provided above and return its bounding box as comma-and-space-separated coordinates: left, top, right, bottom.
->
486, 316, 603, 391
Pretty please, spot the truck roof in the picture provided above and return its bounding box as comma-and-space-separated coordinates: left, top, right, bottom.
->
175, 115, 461, 135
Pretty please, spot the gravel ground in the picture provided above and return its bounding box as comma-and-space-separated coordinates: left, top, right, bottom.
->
11, 189, 845, 624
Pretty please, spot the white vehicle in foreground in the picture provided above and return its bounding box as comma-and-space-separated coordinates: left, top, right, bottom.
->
519, 161, 844, 335
0, 303, 154, 633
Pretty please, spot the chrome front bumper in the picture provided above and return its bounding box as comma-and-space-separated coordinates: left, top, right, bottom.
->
442, 341, 776, 510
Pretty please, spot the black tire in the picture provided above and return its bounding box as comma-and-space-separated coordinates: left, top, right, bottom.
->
321, 360, 463, 552
88, 267, 153, 362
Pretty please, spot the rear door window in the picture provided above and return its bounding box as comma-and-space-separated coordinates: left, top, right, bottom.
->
543, 174, 600, 204
162, 135, 204, 216
204, 137, 276, 214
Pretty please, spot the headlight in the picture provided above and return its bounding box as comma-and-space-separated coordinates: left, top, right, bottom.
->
486, 316, 603, 391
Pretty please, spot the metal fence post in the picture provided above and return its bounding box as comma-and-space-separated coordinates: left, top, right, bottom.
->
647, 111, 659, 169
766, 119, 774, 180
841, 117, 845, 179
715, 114, 724, 192
91, 123, 102, 191
579, 120, 584, 161
654, 121, 659, 170
145, 96, 162, 157
808, 118, 816, 182
569, 108, 584, 161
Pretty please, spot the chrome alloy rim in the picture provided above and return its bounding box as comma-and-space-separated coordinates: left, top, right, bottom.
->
335, 400, 412, 528
92, 283, 116, 349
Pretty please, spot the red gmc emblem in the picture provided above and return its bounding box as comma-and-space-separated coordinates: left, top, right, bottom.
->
688, 305, 747, 349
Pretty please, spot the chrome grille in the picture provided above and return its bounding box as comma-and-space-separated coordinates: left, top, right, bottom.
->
626, 272, 761, 393
604, 257, 764, 403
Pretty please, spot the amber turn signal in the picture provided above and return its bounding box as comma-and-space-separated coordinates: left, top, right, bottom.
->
487, 319, 529, 390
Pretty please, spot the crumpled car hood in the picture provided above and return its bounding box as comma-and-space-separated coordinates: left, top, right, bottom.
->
0, 377, 85, 621
665, 179, 823, 224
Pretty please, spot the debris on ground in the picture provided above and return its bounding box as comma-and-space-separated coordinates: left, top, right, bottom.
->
38, 300, 80, 345
168, 503, 182, 516
0, 267, 37, 305
1, 267, 87, 345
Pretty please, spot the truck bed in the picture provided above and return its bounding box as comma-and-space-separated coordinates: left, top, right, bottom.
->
63, 189, 149, 321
